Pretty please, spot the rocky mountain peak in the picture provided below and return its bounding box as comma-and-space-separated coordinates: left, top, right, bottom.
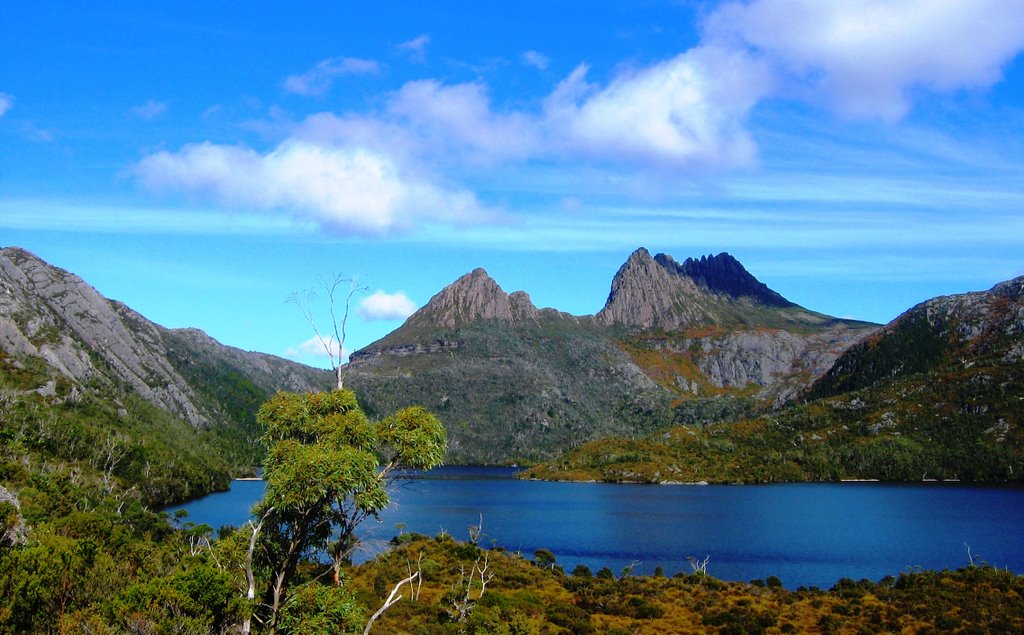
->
655, 252, 794, 307
597, 248, 807, 330
409, 268, 538, 329
596, 248, 707, 329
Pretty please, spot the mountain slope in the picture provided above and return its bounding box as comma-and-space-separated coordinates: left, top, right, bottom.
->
0, 246, 331, 503
525, 275, 1024, 483
808, 276, 1024, 399
347, 268, 668, 463
347, 249, 877, 462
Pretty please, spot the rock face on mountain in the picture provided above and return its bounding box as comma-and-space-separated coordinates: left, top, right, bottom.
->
0, 247, 330, 430
659, 252, 795, 308
402, 268, 541, 329
348, 249, 878, 461
527, 274, 1024, 484
597, 248, 840, 330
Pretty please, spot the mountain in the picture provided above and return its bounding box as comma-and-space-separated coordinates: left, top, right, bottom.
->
346, 268, 666, 463
0, 246, 331, 504
524, 275, 1024, 483
808, 276, 1024, 399
347, 248, 878, 463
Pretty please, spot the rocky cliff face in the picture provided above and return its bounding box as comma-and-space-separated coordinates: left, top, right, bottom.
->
0, 247, 329, 430
347, 268, 664, 462
597, 248, 835, 331
411, 268, 537, 328
596, 248, 711, 329
658, 252, 795, 308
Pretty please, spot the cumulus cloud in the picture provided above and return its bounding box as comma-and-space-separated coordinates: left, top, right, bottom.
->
130, 100, 168, 121
522, 50, 551, 70
286, 335, 348, 361
133, 140, 493, 234
397, 34, 430, 63
544, 46, 773, 169
284, 57, 381, 96
706, 0, 1024, 120
358, 290, 417, 320
0, 93, 12, 117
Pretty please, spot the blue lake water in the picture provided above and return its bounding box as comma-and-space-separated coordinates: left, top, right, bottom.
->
172, 466, 1024, 589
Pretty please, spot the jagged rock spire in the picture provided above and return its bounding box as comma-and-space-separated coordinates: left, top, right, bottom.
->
405, 267, 538, 329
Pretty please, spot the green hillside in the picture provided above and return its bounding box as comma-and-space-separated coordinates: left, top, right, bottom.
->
525, 276, 1024, 483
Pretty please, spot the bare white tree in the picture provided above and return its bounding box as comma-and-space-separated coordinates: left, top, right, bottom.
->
288, 274, 367, 390
363, 568, 421, 635
446, 552, 494, 623
688, 554, 711, 575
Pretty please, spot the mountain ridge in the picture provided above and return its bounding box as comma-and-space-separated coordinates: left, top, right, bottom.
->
524, 272, 1024, 483
348, 247, 878, 461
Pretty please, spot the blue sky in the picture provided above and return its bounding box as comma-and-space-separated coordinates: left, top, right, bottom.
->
3, 1, 1024, 368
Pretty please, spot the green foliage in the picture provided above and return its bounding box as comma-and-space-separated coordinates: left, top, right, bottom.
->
253, 388, 446, 628
112, 562, 245, 634
347, 535, 1024, 634
0, 353, 236, 508
276, 583, 364, 635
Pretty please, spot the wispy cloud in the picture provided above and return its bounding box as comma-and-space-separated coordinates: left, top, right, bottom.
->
21, 122, 54, 142
522, 50, 550, 71
0, 199, 306, 235
286, 335, 348, 362
0, 93, 13, 117
283, 56, 381, 96
358, 290, 417, 320
130, 99, 167, 121
397, 34, 430, 63
387, 80, 541, 163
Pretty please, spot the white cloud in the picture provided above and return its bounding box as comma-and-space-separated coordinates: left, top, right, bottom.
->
544, 46, 773, 169
522, 50, 551, 71
128, 0, 1024, 231
706, 0, 1024, 120
133, 140, 493, 234
387, 80, 541, 163
0, 93, 12, 117
130, 99, 168, 121
397, 34, 430, 63
286, 335, 348, 361
283, 57, 381, 97
358, 290, 417, 320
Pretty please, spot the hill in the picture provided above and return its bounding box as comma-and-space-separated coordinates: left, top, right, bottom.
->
347, 248, 877, 463
0, 246, 331, 505
523, 275, 1024, 483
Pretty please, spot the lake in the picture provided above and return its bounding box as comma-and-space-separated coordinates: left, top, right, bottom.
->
172, 466, 1024, 589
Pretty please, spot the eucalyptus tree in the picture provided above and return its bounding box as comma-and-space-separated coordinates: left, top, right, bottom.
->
252, 389, 445, 631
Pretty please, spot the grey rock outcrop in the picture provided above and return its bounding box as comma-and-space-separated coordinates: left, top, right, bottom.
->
404, 268, 541, 329
0, 485, 28, 547
0, 246, 329, 429
597, 248, 713, 329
